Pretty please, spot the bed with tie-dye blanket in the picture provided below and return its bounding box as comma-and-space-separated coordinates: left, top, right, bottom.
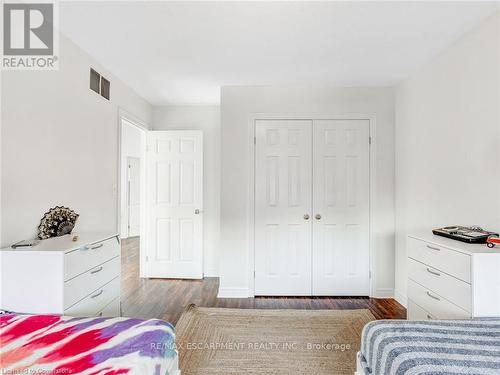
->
0, 312, 179, 375
356, 319, 500, 375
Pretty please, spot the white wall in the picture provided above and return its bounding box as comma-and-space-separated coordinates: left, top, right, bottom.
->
395, 11, 500, 306
120, 120, 145, 238
153, 105, 221, 276
1, 33, 152, 247
220, 86, 395, 297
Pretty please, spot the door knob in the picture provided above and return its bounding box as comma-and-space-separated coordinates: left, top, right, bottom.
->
195, 209, 201, 215
315, 214, 321, 220
303, 214, 310, 220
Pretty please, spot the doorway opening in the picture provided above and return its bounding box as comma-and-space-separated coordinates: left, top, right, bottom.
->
119, 114, 147, 278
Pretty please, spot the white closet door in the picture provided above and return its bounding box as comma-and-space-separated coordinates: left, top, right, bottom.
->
312, 120, 370, 295
254, 120, 312, 295
146, 131, 203, 279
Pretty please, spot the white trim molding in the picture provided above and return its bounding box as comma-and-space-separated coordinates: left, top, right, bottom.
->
118, 108, 150, 131
204, 269, 219, 278
394, 289, 408, 308
374, 288, 394, 298
218, 287, 251, 298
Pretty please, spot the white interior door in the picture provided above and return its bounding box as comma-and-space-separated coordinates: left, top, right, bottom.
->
254, 120, 312, 295
312, 120, 370, 295
146, 131, 203, 279
127, 157, 141, 237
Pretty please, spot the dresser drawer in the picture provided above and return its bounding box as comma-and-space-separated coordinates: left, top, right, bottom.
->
407, 237, 471, 283
408, 300, 433, 320
408, 258, 471, 312
64, 256, 120, 309
64, 237, 119, 281
64, 277, 120, 317
96, 298, 120, 317
408, 279, 470, 319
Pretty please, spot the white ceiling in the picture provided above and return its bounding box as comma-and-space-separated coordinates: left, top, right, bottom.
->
59, 1, 499, 105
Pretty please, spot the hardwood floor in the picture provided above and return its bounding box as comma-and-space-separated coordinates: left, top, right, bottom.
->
121, 237, 406, 325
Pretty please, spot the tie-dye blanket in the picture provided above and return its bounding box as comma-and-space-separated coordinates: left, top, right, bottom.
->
0, 312, 178, 375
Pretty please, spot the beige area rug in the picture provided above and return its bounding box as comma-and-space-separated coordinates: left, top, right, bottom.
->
175, 304, 374, 375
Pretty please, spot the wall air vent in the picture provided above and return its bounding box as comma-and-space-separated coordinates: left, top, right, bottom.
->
89, 67, 110, 100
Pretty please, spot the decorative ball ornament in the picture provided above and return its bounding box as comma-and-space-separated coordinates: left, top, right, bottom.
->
38, 206, 79, 240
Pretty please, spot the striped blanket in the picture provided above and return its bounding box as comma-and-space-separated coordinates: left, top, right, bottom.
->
0, 312, 177, 374
359, 319, 500, 375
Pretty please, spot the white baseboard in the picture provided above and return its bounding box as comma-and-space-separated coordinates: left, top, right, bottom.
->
394, 289, 408, 308
373, 288, 394, 298
203, 269, 219, 278
217, 287, 250, 298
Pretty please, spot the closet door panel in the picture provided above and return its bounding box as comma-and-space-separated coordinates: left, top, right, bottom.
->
254, 120, 312, 295
312, 120, 370, 295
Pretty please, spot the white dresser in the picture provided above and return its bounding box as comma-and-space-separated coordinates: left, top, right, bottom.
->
0, 233, 121, 317
407, 233, 500, 320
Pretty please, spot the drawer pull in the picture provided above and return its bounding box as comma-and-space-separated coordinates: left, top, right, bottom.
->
426, 291, 441, 301
90, 266, 103, 274
90, 243, 104, 250
427, 245, 441, 251
426, 268, 441, 276
90, 289, 104, 299
426, 245, 441, 251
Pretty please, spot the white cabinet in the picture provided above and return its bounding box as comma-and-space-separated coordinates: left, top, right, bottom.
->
0, 233, 121, 317
407, 234, 500, 319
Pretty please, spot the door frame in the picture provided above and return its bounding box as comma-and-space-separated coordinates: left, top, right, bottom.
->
117, 109, 148, 277
126, 156, 141, 238
247, 113, 377, 297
